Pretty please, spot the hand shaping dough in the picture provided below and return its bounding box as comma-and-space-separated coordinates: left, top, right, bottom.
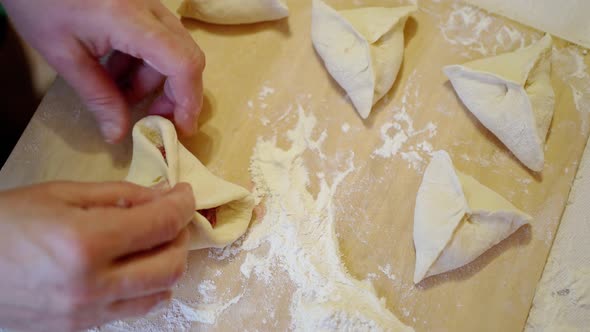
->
126, 116, 255, 250
413, 151, 531, 284
178, 0, 289, 25
311, 0, 416, 119
444, 34, 555, 172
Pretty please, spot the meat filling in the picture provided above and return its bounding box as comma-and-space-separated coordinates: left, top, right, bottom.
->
198, 208, 217, 227
157, 144, 216, 227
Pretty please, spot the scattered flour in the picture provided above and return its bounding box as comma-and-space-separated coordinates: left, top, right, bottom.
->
423, 0, 540, 58
378, 264, 398, 282
260, 116, 271, 126
341, 122, 351, 133
366, 272, 379, 281
552, 46, 590, 133
174, 293, 245, 326
100, 273, 245, 331
259, 85, 276, 100
197, 280, 216, 301
246, 83, 277, 115
243, 105, 412, 331
372, 70, 437, 171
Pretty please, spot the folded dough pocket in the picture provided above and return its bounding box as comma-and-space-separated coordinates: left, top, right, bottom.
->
413, 151, 531, 283
311, 0, 416, 119
126, 116, 255, 250
444, 34, 555, 172
178, 0, 289, 25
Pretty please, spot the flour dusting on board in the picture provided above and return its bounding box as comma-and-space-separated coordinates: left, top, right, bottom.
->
99, 278, 245, 331
552, 47, 590, 133
107, 103, 415, 330
423, 0, 540, 58
372, 70, 436, 171
247, 81, 278, 123
243, 105, 413, 331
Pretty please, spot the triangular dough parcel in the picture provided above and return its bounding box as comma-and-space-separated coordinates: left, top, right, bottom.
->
178, 0, 289, 25
126, 116, 255, 250
311, 0, 416, 119
444, 34, 555, 172
413, 151, 532, 283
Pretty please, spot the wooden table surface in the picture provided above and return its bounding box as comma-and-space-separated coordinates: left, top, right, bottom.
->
1, 0, 588, 331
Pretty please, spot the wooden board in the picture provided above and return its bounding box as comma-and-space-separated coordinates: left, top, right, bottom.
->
1, 0, 589, 331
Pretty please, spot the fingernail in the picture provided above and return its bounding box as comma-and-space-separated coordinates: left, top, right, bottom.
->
101, 122, 121, 143
116, 198, 132, 208
178, 111, 196, 135
151, 180, 171, 192
176, 182, 193, 194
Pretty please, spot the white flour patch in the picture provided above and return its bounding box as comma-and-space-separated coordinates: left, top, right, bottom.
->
260, 116, 271, 126
183, 293, 244, 325
515, 177, 533, 194
423, 0, 540, 58
246, 82, 278, 115
101, 278, 244, 330
240, 251, 274, 283
243, 105, 412, 331
378, 264, 398, 282
259, 84, 276, 100
208, 234, 246, 261
552, 46, 590, 133
197, 280, 216, 301
372, 71, 437, 171
341, 122, 351, 133
366, 272, 379, 281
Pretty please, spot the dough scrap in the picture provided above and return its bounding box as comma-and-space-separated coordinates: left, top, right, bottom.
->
178, 0, 289, 25
413, 151, 531, 284
311, 0, 416, 119
126, 116, 255, 250
444, 34, 555, 172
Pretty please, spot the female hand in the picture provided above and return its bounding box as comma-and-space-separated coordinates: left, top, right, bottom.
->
2, 0, 205, 142
0, 181, 196, 331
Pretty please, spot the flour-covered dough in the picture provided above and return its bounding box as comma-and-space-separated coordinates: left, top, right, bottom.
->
444, 34, 555, 172
413, 151, 532, 283
178, 0, 289, 25
126, 116, 255, 250
311, 0, 416, 119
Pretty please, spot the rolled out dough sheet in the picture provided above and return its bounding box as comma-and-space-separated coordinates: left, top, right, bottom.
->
525, 136, 590, 330
463, 0, 590, 49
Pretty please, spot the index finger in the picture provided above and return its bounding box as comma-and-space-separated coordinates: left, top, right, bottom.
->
87, 183, 196, 258
112, 13, 205, 136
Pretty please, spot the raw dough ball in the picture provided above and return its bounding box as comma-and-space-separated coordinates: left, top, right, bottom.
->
126, 116, 255, 250
178, 0, 289, 25
311, 0, 416, 119
413, 151, 531, 283
444, 34, 555, 172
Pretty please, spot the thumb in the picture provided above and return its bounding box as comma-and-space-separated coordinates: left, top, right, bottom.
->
53, 44, 129, 143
